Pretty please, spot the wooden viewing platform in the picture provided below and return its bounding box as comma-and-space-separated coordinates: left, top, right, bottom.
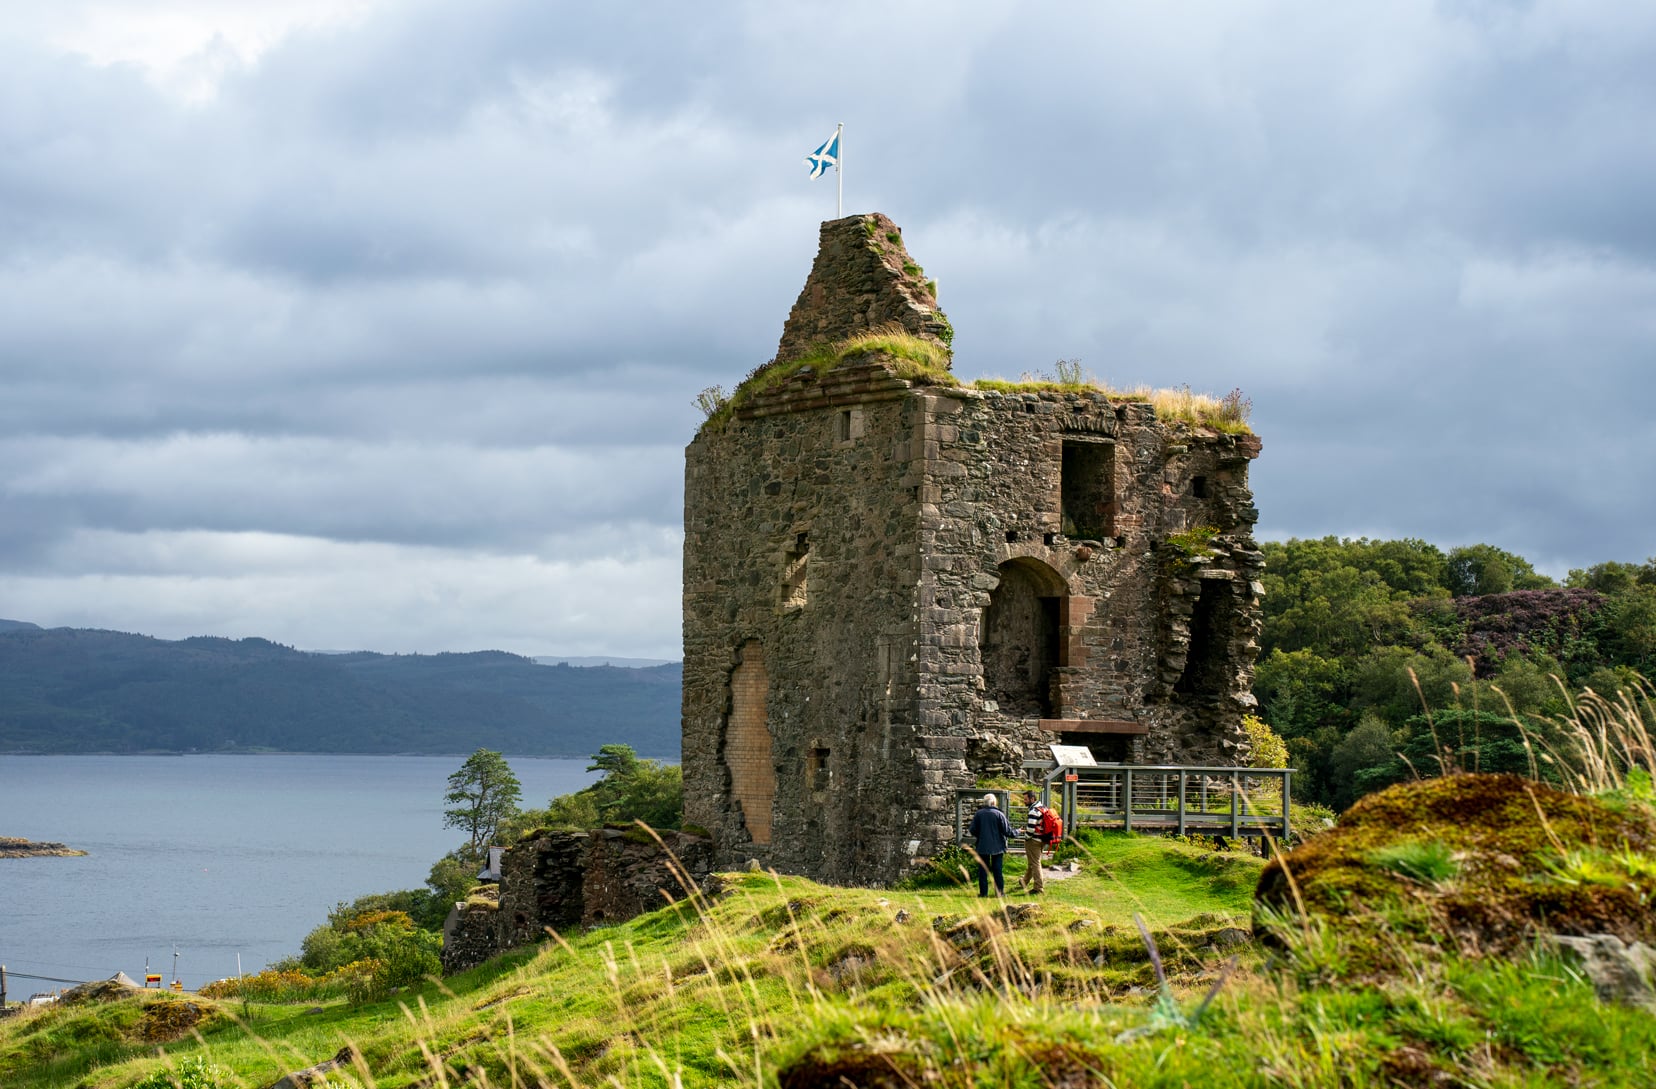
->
956, 763, 1292, 851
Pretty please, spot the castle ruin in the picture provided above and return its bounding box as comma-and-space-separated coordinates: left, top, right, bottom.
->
682, 214, 1264, 885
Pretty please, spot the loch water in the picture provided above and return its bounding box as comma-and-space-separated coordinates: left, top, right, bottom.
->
0, 754, 596, 990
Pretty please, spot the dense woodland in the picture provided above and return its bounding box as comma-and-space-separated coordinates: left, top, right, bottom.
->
0, 622, 679, 757
1255, 538, 1656, 809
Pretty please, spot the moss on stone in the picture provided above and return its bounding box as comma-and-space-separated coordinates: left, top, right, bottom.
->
1256, 773, 1656, 952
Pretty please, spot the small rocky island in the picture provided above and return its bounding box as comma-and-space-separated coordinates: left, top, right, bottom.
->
0, 836, 86, 857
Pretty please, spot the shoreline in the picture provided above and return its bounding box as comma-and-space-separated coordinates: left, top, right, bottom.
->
0, 836, 87, 858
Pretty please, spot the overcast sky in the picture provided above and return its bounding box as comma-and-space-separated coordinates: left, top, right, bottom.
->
2, 1, 1652, 659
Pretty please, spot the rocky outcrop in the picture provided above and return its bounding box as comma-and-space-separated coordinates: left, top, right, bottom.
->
1255, 774, 1656, 955
261, 1046, 357, 1089
0, 836, 86, 857
1553, 933, 1656, 1011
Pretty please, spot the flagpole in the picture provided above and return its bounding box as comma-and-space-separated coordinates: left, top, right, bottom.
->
835, 122, 843, 218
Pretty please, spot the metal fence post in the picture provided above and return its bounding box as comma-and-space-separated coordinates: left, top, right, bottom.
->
1177, 773, 1187, 836
1123, 768, 1134, 832
1230, 770, 1241, 839
1282, 770, 1292, 844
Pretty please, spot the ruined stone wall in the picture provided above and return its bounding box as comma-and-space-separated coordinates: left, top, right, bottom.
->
440, 889, 500, 974
495, 831, 587, 947
684, 379, 1262, 884
683, 361, 937, 881
681, 212, 1263, 887
582, 829, 715, 926
441, 828, 714, 973
773, 213, 951, 364
911, 389, 1263, 780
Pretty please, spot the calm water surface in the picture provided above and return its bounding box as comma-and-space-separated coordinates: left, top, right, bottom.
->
0, 754, 596, 990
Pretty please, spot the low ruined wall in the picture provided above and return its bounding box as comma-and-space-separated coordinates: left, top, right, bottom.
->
441, 827, 714, 973
498, 831, 588, 946
440, 889, 501, 974
582, 828, 716, 926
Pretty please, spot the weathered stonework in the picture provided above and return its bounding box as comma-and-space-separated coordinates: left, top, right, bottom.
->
441, 828, 714, 973
682, 213, 1264, 886
773, 212, 952, 364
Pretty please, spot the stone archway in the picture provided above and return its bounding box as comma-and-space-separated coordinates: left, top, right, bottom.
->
981, 558, 1068, 718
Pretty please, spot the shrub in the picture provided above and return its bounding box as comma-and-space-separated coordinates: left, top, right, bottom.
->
895, 843, 976, 889
1242, 714, 1290, 770
130, 1055, 232, 1089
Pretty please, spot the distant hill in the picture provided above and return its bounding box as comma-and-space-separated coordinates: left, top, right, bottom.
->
0, 625, 680, 757
533, 655, 678, 668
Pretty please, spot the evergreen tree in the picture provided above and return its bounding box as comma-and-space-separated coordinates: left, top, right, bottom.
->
443, 748, 522, 860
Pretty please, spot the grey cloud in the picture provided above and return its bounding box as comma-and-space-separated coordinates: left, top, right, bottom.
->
2, 0, 1653, 653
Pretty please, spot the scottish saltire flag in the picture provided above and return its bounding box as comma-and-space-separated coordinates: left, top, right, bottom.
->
805, 128, 840, 178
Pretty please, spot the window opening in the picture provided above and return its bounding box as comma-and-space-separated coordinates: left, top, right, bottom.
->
981, 560, 1063, 717
782, 532, 809, 608
1192, 475, 1209, 498
808, 748, 831, 794
1176, 579, 1234, 699
1061, 440, 1115, 540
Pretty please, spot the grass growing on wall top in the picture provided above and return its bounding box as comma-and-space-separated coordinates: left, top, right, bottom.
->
697, 330, 955, 434
972, 373, 1254, 435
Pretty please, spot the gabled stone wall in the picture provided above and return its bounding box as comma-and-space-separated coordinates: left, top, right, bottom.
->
682, 213, 1264, 886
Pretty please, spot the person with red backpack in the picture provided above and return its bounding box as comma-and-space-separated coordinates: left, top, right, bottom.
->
1019, 789, 1062, 893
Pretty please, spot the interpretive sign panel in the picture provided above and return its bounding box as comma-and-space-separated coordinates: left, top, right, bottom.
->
1048, 744, 1097, 767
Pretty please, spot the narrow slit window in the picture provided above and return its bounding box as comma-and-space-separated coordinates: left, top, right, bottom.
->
782, 532, 809, 608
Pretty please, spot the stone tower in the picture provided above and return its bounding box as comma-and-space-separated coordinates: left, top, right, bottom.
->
682, 213, 1264, 885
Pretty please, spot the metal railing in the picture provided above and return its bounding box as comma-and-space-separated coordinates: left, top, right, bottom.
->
954, 765, 1292, 848
1048, 764, 1292, 843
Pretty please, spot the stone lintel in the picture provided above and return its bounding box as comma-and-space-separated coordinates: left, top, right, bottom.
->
1037, 718, 1149, 735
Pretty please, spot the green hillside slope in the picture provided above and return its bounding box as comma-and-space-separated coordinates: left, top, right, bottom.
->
4, 825, 1651, 1089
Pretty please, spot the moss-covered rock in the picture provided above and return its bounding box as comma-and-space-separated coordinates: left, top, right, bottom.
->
1255, 773, 1656, 952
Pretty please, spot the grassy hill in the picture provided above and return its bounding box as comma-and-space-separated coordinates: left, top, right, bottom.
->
3, 826, 1651, 1088
0, 625, 679, 757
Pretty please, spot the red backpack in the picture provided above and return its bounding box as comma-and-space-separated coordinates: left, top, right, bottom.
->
1039, 807, 1063, 843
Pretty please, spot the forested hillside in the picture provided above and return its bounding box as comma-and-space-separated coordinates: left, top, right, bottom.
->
0, 626, 679, 757
1255, 539, 1655, 809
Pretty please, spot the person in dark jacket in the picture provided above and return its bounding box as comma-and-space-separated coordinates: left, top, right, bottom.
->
967, 792, 1016, 897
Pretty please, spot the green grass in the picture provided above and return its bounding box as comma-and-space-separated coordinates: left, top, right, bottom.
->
968, 376, 1254, 435
7, 828, 1654, 1088
698, 330, 956, 434
1365, 838, 1460, 884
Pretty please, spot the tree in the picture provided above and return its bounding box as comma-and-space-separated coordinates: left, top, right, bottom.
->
585, 743, 684, 829
1327, 712, 1401, 811
500, 743, 683, 838
1444, 544, 1555, 597
443, 748, 522, 860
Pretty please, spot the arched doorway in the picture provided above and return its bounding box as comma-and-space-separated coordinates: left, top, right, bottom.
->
981, 558, 1067, 718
